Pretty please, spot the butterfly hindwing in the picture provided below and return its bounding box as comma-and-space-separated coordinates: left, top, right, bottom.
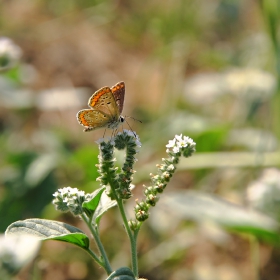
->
77, 109, 112, 131
111, 81, 125, 114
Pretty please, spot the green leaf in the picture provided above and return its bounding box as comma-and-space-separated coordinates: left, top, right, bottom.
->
106, 267, 135, 280
5, 219, 90, 249
93, 191, 117, 224
82, 186, 105, 215
160, 191, 280, 244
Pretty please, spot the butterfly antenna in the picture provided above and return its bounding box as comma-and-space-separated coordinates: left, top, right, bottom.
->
103, 128, 107, 138
125, 115, 142, 123
124, 117, 137, 137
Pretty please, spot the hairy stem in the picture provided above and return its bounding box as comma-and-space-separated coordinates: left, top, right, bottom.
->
82, 214, 113, 275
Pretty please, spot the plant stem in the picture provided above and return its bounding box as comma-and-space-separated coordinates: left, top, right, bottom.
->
86, 248, 104, 267
82, 214, 113, 275
108, 176, 139, 277
249, 235, 260, 280
116, 199, 139, 277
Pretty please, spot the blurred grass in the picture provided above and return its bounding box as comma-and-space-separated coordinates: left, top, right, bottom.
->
1, 0, 280, 280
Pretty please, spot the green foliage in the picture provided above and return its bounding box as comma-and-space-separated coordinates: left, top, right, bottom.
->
0, 150, 58, 232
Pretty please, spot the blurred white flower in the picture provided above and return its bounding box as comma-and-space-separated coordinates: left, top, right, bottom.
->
225, 68, 276, 101
227, 128, 278, 152
36, 87, 90, 110
0, 37, 22, 72
247, 168, 280, 221
184, 72, 226, 105
0, 234, 41, 275
184, 68, 276, 105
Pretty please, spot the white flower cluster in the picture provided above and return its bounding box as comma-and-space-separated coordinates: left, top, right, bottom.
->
53, 187, 86, 215
166, 134, 196, 154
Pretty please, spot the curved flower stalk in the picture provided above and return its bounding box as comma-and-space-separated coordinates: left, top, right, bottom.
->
131, 134, 196, 225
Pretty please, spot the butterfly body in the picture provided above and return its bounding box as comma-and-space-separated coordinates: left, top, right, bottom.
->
77, 81, 125, 132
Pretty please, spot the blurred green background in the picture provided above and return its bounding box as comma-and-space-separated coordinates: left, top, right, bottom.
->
1, 0, 280, 279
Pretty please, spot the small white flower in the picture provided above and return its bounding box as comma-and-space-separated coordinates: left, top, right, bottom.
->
129, 184, 135, 190
175, 134, 183, 141
176, 139, 188, 148
79, 190, 86, 196
173, 146, 180, 153
166, 138, 176, 148
96, 137, 113, 146
153, 175, 160, 180
135, 139, 142, 148
167, 164, 175, 171
125, 130, 135, 137
53, 192, 59, 197
162, 171, 170, 178
134, 133, 142, 147
69, 188, 77, 195
159, 164, 166, 171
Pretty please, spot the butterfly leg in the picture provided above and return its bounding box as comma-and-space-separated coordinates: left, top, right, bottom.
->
111, 129, 116, 139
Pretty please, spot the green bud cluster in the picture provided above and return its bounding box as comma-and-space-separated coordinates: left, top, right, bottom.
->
96, 139, 119, 199
134, 201, 150, 222
96, 130, 141, 200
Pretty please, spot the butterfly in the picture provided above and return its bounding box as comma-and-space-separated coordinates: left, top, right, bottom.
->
77, 81, 125, 132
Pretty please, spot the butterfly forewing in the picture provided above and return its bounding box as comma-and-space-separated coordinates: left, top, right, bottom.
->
111, 81, 125, 114
88, 86, 120, 117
